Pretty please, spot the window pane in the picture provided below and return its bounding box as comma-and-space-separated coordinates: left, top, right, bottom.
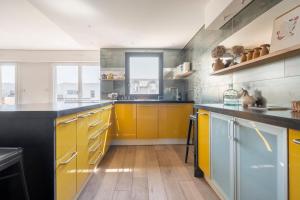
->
82, 65, 100, 100
1, 64, 15, 104
129, 56, 159, 94
56, 65, 78, 101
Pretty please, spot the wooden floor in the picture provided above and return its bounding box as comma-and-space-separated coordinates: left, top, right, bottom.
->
78, 145, 219, 200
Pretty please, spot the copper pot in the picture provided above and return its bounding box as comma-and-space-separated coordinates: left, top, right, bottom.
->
253, 47, 261, 59
260, 44, 270, 56
212, 58, 224, 71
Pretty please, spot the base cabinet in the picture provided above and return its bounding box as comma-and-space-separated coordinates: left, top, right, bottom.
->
210, 113, 287, 200
137, 104, 158, 139
289, 129, 300, 200
114, 104, 137, 139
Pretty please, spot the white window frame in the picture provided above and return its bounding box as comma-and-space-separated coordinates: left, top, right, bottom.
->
0, 63, 18, 104
53, 63, 100, 102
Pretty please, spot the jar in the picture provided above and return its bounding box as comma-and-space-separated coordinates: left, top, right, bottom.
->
253, 47, 261, 59
240, 53, 248, 62
247, 50, 254, 61
260, 44, 270, 56
223, 84, 240, 105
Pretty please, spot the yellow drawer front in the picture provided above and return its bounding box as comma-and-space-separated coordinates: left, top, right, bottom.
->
102, 106, 112, 126
158, 104, 193, 138
289, 129, 300, 200
76, 111, 91, 191
137, 104, 158, 139
198, 109, 210, 178
88, 108, 102, 127
114, 104, 137, 139
56, 152, 77, 200
56, 114, 77, 161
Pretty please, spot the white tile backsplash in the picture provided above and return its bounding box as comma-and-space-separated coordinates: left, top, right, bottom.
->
285, 55, 300, 77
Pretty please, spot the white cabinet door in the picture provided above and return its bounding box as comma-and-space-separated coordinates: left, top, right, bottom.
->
210, 113, 235, 200
235, 118, 287, 200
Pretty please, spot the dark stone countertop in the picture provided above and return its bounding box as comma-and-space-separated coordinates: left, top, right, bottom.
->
113, 100, 194, 104
0, 101, 113, 119
194, 104, 300, 130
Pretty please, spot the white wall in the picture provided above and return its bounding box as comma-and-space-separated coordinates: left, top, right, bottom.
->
0, 50, 100, 104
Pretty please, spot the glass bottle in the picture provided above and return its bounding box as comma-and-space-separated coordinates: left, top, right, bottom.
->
223, 84, 240, 105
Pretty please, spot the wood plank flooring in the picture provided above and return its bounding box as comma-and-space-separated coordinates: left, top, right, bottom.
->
78, 145, 219, 200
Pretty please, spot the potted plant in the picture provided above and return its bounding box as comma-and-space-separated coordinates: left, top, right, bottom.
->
211, 45, 226, 71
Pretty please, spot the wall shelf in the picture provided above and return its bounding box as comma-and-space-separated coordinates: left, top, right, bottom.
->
174, 70, 195, 79
211, 44, 300, 75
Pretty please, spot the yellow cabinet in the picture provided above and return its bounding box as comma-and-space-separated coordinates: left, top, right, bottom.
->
76, 111, 90, 192
137, 104, 158, 139
56, 114, 77, 200
198, 109, 210, 178
114, 104, 137, 139
158, 103, 193, 138
289, 129, 300, 200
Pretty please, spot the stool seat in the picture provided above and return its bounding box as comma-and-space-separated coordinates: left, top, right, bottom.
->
0, 148, 23, 171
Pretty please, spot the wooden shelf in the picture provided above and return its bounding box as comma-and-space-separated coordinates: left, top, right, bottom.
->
100, 79, 125, 81
211, 44, 300, 75
174, 71, 195, 79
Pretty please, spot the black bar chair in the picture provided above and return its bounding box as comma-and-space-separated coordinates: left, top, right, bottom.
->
185, 114, 196, 163
0, 148, 30, 200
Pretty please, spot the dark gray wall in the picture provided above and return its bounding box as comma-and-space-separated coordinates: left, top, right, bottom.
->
182, 0, 300, 106
100, 49, 188, 99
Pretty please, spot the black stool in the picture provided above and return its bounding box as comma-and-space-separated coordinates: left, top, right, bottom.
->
0, 148, 30, 200
185, 114, 196, 163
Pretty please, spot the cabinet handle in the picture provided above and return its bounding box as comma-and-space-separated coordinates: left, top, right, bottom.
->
88, 128, 104, 141
89, 110, 101, 115
59, 118, 77, 125
293, 139, 300, 145
89, 152, 103, 165
78, 113, 91, 118
198, 112, 208, 116
58, 152, 77, 166
89, 120, 102, 128
89, 142, 102, 153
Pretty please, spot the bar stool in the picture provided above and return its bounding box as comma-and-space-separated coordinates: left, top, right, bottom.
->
0, 148, 30, 200
185, 114, 196, 163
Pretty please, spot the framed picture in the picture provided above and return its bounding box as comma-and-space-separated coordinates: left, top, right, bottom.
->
271, 5, 300, 52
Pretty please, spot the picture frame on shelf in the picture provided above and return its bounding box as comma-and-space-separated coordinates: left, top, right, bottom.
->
271, 5, 300, 52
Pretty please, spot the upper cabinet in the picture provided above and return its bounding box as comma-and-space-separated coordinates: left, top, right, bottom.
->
205, 0, 253, 30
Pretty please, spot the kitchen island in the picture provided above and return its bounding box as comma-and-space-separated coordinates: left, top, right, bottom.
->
0, 101, 113, 200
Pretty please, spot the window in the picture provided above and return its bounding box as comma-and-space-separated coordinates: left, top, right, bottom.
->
55, 64, 100, 102
0, 64, 16, 105
125, 53, 163, 98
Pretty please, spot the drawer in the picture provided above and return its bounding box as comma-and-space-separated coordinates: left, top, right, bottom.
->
56, 151, 77, 200
101, 106, 112, 125
88, 108, 103, 125
56, 114, 77, 160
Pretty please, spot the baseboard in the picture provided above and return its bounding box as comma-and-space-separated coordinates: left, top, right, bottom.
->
204, 177, 226, 200
111, 139, 186, 145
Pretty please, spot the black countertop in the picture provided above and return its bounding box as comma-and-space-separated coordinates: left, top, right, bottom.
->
195, 104, 300, 130
0, 101, 113, 118
114, 100, 194, 104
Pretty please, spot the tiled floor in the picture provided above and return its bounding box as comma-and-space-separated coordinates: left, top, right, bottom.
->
78, 145, 219, 200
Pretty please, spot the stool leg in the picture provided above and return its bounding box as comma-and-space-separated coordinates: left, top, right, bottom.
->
185, 119, 193, 163
18, 160, 30, 200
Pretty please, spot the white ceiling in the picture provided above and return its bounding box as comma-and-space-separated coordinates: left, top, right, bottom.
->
0, 0, 208, 50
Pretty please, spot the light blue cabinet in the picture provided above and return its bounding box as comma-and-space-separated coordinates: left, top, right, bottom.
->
211, 113, 234, 200
235, 119, 287, 200
210, 113, 287, 200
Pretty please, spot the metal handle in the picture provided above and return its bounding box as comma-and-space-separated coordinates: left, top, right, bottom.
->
89, 152, 103, 165
293, 139, 300, 145
89, 120, 102, 128
198, 112, 208, 116
89, 142, 102, 153
89, 110, 101, 115
88, 128, 104, 141
228, 120, 232, 140
58, 152, 77, 166
60, 118, 77, 125
78, 113, 91, 118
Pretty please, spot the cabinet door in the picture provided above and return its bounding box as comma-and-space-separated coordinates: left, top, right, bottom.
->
114, 104, 137, 139
76, 112, 90, 192
198, 109, 210, 178
289, 129, 300, 200
158, 104, 193, 138
137, 104, 158, 139
236, 119, 287, 200
210, 113, 234, 200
